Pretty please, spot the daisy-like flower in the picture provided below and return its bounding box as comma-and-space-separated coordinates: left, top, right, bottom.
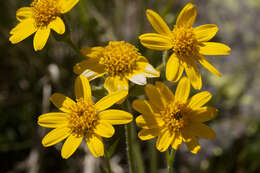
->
38, 75, 133, 159
139, 3, 231, 89
133, 77, 217, 153
9, 0, 79, 51
74, 41, 160, 94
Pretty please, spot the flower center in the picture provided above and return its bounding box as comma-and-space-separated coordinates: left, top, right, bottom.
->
172, 27, 199, 58
67, 98, 98, 136
99, 41, 140, 77
160, 104, 186, 134
31, 0, 61, 27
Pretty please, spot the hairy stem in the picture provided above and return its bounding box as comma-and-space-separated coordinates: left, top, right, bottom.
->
167, 149, 176, 173
64, 38, 85, 59
149, 140, 158, 173
104, 150, 113, 173
125, 122, 136, 173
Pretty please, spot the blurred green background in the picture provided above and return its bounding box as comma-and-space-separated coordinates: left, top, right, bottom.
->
1, 0, 260, 172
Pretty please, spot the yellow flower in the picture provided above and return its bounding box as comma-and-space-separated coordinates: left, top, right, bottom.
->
139, 3, 231, 89
133, 77, 217, 154
74, 41, 160, 94
38, 75, 133, 159
9, 0, 79, 51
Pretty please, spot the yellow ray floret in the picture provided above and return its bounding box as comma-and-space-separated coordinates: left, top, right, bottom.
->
139, 3, 231, 90
9, 0, 79, 51
73, 41, 160, 94
38, 75, 133, 159
133, 77, 218, 154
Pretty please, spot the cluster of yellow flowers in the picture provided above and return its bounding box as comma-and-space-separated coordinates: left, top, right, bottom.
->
10, 0, 230, 161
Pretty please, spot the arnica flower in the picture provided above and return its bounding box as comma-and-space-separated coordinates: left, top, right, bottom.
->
74, 41, 160, 94
38, 75, 133, 159
9, 0, 79, 51
133, 77, 217, 153
139, 3, 231, 90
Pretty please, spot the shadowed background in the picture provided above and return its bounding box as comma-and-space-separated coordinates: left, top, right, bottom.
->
1, 0, 260, 172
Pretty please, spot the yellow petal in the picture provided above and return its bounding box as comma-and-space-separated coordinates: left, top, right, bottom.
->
199, 42, 231, 55
80, 69, 105, 81
132, 100, 154, 116
135, 115, 162, 129
99, 110, 133, 125
171, 133, 182, 150
60, 0, 79, 14
95, 91, 128, 111
146, 9, 172, 35
190, 106, 218, 122
80, 46, 104, 58
136, 62, 160, 78
38, 112, 68, 128
16, 7, 33, 21
184, 136, 201, 154
74, 75, 92, 100
155, 82, 174, 103
145, 84, 166, 109
181, 128, 193, 142
42, 127, 71, 147
175, 77, 191, 103
133, 99, 164, 127
176, 3, 197, 28
197, 55, 221, 77
49, 17, 65, 34
194, 24, 218, 42
156, 129, 174, 152
147, 100, 161, 113
189, 123, 216, 139
86, 134, 104, 157
94, 120, 115, 138
128, 73, 147, 85
104, 76, 128, 93
73, 58, 105, 75
137, 56, 149, 63
9, 19, 36, 44
61, 134, 83, 159
139, 33, 173, 50
166, 53, 184, 82
138, 128, 160, 140
184, 60, 202, 90
50, 93, 75, 113
187, 91, 212, 109
136, 115, 150, 129
33, 27, 51, 51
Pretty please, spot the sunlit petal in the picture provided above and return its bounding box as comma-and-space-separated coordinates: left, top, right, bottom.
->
61, 134, 83, 159
146, 9, 172, 35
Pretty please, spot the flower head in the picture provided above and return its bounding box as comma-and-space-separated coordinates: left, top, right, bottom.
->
9, 0, 79, 51
139, 3, 231, 89
74, 41, 160, 94
133, 77, 218, 153
38, 75, 133, 158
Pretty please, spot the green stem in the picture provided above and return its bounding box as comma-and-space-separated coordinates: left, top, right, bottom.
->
162, 0, 175, 17
125, 122, 136, 173
167, 149, 176, 173
132, 130, 145, 173
124, 93, 145, 173
162, 50, 169, 67
149, 140, 157, 173
52, 23, 84, 59
64, 38, 85, 59
160, 50, 169, 80
157, 50, 169, 71
156, 63, 165, 71
104, 150, 113, 173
